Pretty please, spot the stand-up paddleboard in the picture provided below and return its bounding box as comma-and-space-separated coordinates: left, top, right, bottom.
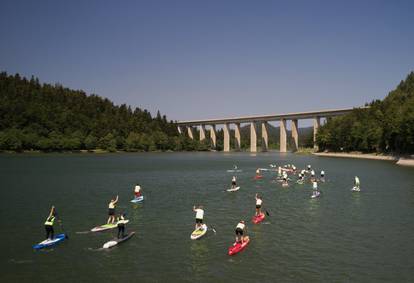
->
91, 220, 129, 232
103, 231, 135, 249
190, 224, 207, 240
228, 236, 250, 256
252, 213, 265, 224
296, 180, 304, 184
130, 196, 144, 203
351, 186, 361, 192
254, 175, 263, 180
227, 186, 240, 192
33, 233, 67, 250
227, 169, 242, 173
282, 182, 289, 187
311, 191, 321, 198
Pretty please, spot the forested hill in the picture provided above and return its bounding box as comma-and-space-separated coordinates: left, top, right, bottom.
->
0, 72, 202, 152
316, 72, 414, 154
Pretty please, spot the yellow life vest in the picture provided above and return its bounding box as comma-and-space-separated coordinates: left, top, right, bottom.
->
44, 215, 55, 226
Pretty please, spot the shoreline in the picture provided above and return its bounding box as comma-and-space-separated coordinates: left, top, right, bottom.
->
313, 152, 414, 167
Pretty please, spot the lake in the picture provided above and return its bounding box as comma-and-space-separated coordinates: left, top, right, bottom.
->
1, 152, 413, 282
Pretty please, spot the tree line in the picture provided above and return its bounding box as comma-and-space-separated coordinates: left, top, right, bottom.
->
0, 72, 207, 152
316, 72, 414, 154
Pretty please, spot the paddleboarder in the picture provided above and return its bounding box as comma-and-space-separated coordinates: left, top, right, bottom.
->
231, 176, 237, 189
193, 205, 204, 230
255, 193, 263, 216
320, 170, 325, 182
235, 220, 247, 244
134, 184, 142, 198
117, 213, 128, 239
354, 176, 360, 190
44, 205, 60, 240
107, 195, 119, 224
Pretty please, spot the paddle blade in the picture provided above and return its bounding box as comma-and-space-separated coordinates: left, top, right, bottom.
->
266, 210, 270, 216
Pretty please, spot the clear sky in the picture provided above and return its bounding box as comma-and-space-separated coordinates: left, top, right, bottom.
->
1, 0, 413, 122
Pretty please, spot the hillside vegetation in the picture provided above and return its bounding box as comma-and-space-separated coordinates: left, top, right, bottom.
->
317, 72, 414, 154
0, 72, 204, 152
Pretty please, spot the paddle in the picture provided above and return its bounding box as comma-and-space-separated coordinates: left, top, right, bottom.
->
209, 225, 217, 234
265, 210, 271, 217
59, 221, 69, 239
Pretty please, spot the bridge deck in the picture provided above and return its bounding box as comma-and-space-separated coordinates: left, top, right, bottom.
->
177, 107, 361, 126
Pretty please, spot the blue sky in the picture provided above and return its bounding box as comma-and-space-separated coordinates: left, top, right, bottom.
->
1, 0, 413, 122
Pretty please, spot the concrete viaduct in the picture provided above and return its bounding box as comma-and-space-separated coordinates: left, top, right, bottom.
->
177, 108, 357, 152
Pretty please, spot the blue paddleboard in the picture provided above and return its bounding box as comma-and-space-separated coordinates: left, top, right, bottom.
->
130, 196, 144, 203
33, 233, 67, 250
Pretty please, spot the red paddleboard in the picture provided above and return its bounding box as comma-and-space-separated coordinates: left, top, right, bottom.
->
228, 236, 250, 256
254, 175, 263, 180
252, 213, 265, 224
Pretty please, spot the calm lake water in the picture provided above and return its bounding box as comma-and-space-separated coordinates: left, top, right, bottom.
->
1, 152, 413, 282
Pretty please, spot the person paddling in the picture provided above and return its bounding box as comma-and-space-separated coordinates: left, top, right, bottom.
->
231, 176, 237, 189
320, 170, 325, 182
117, 213, 128, 239
235, 220, 247, 244
255, 193, 263, 216
354, 176, 360, 190
193, 205, 204, 230
107, 195, 119, 224
44, 205, 60, 240
134, 184, 142, 198
312, 180, 319, 197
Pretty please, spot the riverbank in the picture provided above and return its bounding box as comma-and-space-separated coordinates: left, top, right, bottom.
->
314, 152, 414, 167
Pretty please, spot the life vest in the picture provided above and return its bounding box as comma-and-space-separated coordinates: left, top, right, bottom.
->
44, 215, 55, 226
236, 222, 245, 230
117, 215, 128, 225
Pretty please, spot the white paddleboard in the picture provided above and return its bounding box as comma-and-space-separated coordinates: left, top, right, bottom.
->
351, 186, 361, 192
227, 186, 240, 192
190, 224, 207, 240
311, 191, 321, 198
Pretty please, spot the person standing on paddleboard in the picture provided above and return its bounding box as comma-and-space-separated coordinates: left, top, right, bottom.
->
235, 220, 247, 244
117, 213, 128, 239
193, 205, 204, 230
320, 170, 325, 182
44, 205, 60, 240
134, 184, 142, 198
255, 194, 263, 216
107, 195, 119, 224
354, 176, 360, 190
231, 176, 237, 189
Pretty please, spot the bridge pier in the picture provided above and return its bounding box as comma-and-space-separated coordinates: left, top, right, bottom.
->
187, 126, 194, 140
199, 125, 206, 141
234, 123, 241, 151
210, 125, 217, 148
223, 123, 230, 152
177, 126, 183, 135
280, 119, 287, 152
250, 122, 257, 152
313, 117, 320, 150
261, 122, 268, 152
291, 119, 299, 152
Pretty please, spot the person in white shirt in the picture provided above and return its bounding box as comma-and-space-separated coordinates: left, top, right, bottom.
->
235, 220, 247, 244
231, 176, 237, 189
193, 205, 204, 230
255, 193, 263, 216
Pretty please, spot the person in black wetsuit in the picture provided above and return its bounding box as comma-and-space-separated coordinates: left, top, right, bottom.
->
117, 213, 128, 239
44, 205, 59, 240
